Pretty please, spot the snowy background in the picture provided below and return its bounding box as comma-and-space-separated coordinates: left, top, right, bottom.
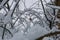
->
0, 0, 60, 40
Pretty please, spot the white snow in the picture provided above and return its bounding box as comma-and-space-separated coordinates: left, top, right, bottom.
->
0, 0, 59, 40
9, 24, 49, 40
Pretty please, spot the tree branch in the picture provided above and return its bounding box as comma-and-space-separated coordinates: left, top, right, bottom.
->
46, 3, 60, 9
36, 31, 60, 40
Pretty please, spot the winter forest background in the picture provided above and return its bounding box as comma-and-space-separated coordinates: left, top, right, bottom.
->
0, 0, 60, 40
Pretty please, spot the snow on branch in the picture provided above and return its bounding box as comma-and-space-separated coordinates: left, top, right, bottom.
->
46, 3, 60, 9
0, 0, 9, 8
11, 0, 20, 16
0, 26, 13, 37
36, 31, 60, 40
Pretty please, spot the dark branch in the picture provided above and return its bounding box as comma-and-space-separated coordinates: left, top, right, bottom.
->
36, 31, 60, 40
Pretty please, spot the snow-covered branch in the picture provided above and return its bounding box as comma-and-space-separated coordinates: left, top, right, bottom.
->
46, 3, 60, 9
36, 31, 60, 40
